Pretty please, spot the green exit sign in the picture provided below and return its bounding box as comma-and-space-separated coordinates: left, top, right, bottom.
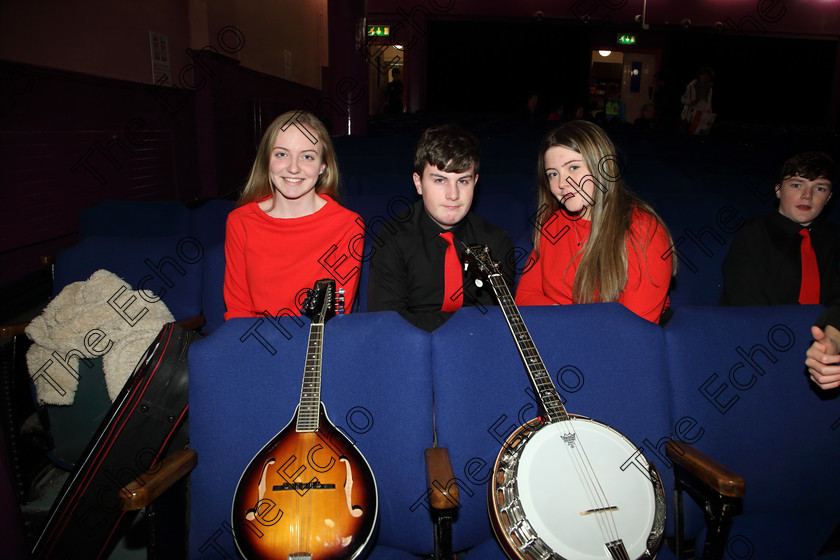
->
617, 33, 637, 45
367, 25, 390, 37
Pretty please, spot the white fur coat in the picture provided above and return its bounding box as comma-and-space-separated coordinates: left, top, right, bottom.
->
26, 269, 174, 405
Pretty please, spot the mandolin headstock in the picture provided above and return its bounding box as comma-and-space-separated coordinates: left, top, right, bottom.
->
301, 279, 337, 325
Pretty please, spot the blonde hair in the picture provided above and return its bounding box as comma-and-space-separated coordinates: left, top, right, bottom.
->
237, 110, 340, 206
533, 121, 675, 304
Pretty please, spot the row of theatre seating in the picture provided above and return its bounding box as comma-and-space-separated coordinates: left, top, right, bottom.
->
59, 185, 755, 335
44, 198, 840, 559
189, 304, 837, 559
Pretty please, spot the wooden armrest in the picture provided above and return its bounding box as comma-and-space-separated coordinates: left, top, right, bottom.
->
3, 314, 206, 338
424, 447, 460, 510
174, 315, 206, 331
666, 441, 745, 498
0, 322, 30, 338
121, 449, 198, 511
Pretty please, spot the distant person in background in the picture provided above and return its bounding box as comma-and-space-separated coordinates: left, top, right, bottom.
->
680, 67, 714, 131
547, 100, 565, 122
519, 91, 544, 121
634, 102, 657, 130
385, 68, 404, 114
602, 83, 626, 124
720, 152, 839, 306
652, 70, 679, 132
569, 103, 587, 121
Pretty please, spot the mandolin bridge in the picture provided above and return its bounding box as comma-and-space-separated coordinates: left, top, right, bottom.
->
273, 482, 335, 491
288, 554, 312, 560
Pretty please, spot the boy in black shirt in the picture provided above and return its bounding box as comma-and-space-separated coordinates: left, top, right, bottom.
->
367, 124, 514, 331
720, 152, 839, 306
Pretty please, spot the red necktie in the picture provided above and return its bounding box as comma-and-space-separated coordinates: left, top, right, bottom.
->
439, 232, 463, 312
799, 228, 820, 304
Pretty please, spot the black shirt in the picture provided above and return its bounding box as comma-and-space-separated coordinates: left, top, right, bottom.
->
720, 212, 840, 306
367, 199, 515, 332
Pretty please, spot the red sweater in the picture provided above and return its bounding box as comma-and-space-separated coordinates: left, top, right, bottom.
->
515, 209, 672, 323
224, 195, 364, 319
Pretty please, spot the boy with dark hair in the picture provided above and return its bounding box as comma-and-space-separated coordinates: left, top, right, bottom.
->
367, 124, 514, 332
720, 151, 840, 306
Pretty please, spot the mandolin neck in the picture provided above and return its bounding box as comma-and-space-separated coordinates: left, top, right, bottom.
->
487, 274, 569, 423
296, 322, 324, 432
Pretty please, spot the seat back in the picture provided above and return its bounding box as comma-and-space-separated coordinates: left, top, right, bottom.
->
53, 236, 203, 321
186, 200, 234, 330
78, 200, 190, 239
187, 311, 436, 557
664, 305, 840, 556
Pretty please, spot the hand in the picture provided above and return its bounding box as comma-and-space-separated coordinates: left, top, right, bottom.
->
805, 325, 840, 390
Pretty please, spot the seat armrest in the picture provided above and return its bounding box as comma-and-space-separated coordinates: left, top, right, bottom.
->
2, 315, 205, 338
174, 315, 206, 332
121, 449, 198, 511
424, 447, 460, 510
0, 322, 29, 338
665, 440, 745, 498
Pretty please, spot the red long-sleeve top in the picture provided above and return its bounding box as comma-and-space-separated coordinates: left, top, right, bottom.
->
515, 209, 672, 323
223, 195, 364, 319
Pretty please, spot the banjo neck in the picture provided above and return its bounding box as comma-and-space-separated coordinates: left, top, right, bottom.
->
485, 272, 569, 424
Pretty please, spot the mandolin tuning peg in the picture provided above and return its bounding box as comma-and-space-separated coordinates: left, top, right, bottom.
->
337, 288, 345, 314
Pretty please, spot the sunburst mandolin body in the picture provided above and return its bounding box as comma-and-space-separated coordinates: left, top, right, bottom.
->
231, 404, 377, 560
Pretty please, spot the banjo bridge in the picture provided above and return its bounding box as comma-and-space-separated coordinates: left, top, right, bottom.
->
580, 505, 619, 516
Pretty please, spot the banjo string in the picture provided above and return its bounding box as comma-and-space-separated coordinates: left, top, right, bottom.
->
558, 420, 623, 546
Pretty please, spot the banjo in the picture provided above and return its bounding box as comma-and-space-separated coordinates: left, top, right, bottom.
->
464, 245, 666, 560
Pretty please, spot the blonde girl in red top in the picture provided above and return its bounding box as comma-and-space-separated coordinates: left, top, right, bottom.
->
224, 110, 364, 319
515, 121, 675, 323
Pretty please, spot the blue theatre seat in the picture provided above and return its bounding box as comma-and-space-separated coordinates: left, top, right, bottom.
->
78, 199, 191, 239
664, 305, 840, 560
53, 236, 203, 322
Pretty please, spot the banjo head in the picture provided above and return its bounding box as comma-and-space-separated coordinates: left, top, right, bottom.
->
490, 416, 666, 560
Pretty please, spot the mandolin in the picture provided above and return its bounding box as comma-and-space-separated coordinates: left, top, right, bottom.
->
464, 245, 666, 560
231, 279, 378, 560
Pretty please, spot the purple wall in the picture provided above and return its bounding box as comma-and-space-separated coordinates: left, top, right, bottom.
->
368, 0, 840, 37
0, 58, 322, 286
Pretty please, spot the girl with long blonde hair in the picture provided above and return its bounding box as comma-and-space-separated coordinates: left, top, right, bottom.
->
224, 110, 364, 318
515, 121, 675, 323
